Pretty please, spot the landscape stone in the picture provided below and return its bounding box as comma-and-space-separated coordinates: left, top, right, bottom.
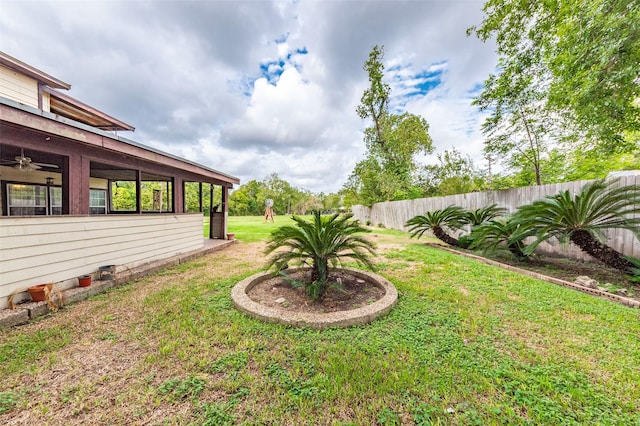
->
575, 276, 598, 289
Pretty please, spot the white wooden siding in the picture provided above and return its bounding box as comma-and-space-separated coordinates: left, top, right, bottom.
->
0, 65, 39, 108
352, 176, 640, 261
0, 214, 204, 307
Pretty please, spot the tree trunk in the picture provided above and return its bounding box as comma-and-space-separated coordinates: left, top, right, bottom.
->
508, 241, 527, 260
570, 229, 634, 273
433, 226, 460, 247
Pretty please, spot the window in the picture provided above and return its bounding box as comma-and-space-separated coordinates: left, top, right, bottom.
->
49, 186, 62, 215
90, 189, 107, 215
7, 184, 47, 216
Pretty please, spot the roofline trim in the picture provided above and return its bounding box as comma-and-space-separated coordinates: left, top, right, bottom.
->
45, 87, 136, 131
0, 51, 71, 90
0, 97, 240, 184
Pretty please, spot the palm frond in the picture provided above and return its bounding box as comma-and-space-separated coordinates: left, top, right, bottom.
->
465, 204, 508, 226
264, 211, 376, 300
406, 205, 468, 237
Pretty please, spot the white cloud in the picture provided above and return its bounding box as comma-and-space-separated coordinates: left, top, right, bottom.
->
0, 0, 497, 193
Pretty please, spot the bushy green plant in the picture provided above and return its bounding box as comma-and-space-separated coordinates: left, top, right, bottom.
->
469, 217, 531, 260
514, 179, 640, 273
265, 211, 376, 301
406, 205, 468, 247
625, 257, 640, 283
464, 204, 507, 226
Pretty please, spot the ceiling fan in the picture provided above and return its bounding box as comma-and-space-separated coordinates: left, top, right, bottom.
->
0, 148, 59, 172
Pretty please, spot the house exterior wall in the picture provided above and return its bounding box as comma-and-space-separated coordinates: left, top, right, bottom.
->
0, 213, 204, 309
0, 65, 39, 108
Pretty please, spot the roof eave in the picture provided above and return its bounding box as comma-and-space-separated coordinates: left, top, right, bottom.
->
0, 51, 71, 90
45, 87, 135, 132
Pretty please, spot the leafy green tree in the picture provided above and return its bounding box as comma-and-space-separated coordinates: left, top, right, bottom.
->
474, 72, 554, 186
111, 181, 136, 211
419, 148, 486, 196
229, 179, 266, 215
264, 212, 376, 300
348, 45, 434, 204
514, 179, 640, 273
406, 206, 469, 247
469, 0, 640, 152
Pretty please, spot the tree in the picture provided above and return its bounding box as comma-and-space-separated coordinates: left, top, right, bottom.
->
264, 212, 376, 301
514, 179, 640, 273
406, 206, 469, 247
229, 179, 265, 215
419, 148, 486, 196
473, 69, 555, 185
348, 45, 434, 204
469, 0, 640, 152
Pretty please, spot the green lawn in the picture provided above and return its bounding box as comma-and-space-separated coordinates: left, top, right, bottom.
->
1, 216, 639, 424
204, 214, 291, 242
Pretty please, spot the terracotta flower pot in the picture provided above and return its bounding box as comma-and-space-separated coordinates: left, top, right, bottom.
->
78, 275, 92, 287
28, 284, 48, 302
227, 233, 235, 240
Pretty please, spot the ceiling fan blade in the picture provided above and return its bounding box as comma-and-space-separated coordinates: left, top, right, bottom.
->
13, 162, 40, 171
33, 162, 59, 168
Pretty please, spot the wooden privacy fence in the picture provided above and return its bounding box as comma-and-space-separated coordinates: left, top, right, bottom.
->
351, 175, 640, 261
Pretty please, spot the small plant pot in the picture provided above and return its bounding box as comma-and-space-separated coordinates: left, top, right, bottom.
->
98, 265, 115, 281
28, 284, 48, 302
78, 275, 92, 287
227, 233, 235, 240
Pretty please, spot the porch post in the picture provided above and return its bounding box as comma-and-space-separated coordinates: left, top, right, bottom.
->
174, 176, 183, 213
62, 153, 90, 215
222, 184, 229, 239
209, 184, 214, 239
135, 170, 142, 214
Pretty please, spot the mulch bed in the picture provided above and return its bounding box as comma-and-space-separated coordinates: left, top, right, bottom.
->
246, 269, 385, 313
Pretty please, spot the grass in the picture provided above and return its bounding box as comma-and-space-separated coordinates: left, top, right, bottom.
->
1, 216, 639, 424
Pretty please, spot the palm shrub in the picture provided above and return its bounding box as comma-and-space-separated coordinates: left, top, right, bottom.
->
464, 204, 507, 226
469, 216, 531, 260
264, 211, 376, 301
406, 205, 468, 247
514, 179, 640, 273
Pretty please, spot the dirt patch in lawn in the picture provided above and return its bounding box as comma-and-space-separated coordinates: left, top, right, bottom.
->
246, 269, 385, 313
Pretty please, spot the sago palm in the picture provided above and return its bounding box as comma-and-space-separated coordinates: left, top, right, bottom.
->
514, 179, 640, 273
469, 216, 530, 259
265, 211, 376, 300
406, 205, 468, 247
465, 204, 507, 226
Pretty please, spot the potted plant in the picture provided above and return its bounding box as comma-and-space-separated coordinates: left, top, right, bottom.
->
78, 275, 92, 287
26, 283, 64, 310
27, 284, 48, 302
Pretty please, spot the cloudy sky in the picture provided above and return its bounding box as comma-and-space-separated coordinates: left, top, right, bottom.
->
0, 0, 497, 193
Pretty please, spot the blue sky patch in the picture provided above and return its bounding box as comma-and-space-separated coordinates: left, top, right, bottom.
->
387, 60, 448, 111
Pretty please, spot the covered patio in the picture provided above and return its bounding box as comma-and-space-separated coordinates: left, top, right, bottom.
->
0, 52, 239, 309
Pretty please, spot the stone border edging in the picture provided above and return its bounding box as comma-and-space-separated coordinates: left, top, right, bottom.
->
231, 267, 398, 329
427, 243, 640, 309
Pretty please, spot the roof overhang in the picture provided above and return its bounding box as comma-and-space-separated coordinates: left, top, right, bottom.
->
0, 97, 240, 186
0, 51, 71, 90
45, 87, 135, 132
